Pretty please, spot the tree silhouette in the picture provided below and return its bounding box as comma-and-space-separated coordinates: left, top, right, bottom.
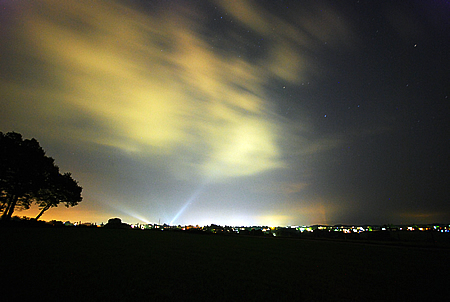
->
34, 172, 82, 220
0, 132, 82, 220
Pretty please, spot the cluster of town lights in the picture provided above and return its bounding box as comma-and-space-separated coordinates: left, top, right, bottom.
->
119, 223, 450, 234
49, 219, 450, 234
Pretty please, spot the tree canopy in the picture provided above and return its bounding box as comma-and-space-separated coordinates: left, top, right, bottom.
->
0, 131, 82, 220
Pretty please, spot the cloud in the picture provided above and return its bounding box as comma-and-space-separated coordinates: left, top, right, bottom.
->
1, 0, 353, 183
0, 0, 284, 179
220, 0, 357, 79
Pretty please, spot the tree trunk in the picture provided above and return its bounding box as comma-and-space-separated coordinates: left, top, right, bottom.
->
1, 193, 13, 219
2, 195, 18, 220
35, 205, 51, 220
1, 201, 12, 220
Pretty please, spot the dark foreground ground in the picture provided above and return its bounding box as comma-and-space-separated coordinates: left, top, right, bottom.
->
1, 227, 449, 301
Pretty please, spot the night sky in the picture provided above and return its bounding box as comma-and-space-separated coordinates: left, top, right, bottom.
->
1, 0, 449, 226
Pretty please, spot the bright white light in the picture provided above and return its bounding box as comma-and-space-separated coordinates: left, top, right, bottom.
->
170, 184, 206, 225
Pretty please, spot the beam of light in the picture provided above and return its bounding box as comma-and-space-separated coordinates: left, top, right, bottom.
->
110, 208, 151, 224
122, 212, 151, 224
170, 184, 206, 225
96, 198, 152, 224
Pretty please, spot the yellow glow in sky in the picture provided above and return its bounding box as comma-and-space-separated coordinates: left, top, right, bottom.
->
9, 0, 300, 181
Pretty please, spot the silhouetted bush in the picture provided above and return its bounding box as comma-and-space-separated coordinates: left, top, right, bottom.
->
104, 217, 131, 229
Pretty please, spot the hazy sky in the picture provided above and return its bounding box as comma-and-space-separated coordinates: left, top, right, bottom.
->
1, 0, 449, 225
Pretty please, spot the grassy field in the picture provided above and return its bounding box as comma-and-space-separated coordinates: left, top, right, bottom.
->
1, 227, 449, 301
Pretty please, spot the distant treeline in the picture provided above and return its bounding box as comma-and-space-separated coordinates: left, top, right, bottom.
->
2, 217, 450, 248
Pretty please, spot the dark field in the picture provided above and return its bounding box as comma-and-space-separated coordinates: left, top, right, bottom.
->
2, 228, 449, 301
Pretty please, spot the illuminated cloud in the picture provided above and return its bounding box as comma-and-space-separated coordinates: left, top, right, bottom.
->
3, 0, 308, 181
